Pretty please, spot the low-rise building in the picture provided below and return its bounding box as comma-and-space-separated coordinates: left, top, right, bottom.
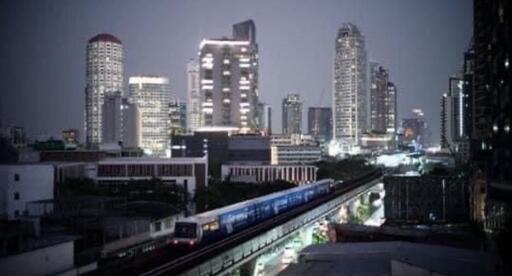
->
0, 164, 54, 220
281, 241, 503, 276
271, 145, 321, 165
100, 201, 183, 258
221, 164, 317, 185
89, 157, 208, 195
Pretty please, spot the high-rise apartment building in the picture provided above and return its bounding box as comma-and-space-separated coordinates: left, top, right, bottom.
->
471, 0, 511, 230
387, 82, 398, 134
169, 98, 187, 136
308, 107, 332, 142
441, 76, 467, 150
369, 63, 398, 138
128, 76, 170, 157
333, 23, 368, 149
282, 94, 303, 135
85, 33, 123, 148
187, 60, 201, 132
198, 20, 260, 133
102, 91, 140, 148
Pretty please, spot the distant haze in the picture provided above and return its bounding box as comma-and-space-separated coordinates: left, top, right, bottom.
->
0, 0, 472, 143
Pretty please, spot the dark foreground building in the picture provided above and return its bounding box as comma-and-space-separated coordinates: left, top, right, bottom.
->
471, 0, 512, 231
384, 175, 469, 223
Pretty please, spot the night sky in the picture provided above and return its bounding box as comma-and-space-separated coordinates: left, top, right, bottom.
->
0, 0, 472, 143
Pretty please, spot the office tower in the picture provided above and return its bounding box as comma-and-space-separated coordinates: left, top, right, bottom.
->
169, 98, 187, 136
333, 23, 368, 148
369, 62, 389, 133
102, 91, 140, 147
387, 82, 398, 134
121, 98, 141, 149
471, 0, 511, 230
441, 76, 467, 150
85, 33, 123, 148
258, 103, 272, 135
187, 59, 201, 132
308, 107, 332, 141
102, 91, 123, 144
198, 20, 260, 132
128, 76, 170, 157
282, 94, 303, 135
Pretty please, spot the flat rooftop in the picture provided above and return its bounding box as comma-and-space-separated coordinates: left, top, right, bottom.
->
279, 241, 504, 276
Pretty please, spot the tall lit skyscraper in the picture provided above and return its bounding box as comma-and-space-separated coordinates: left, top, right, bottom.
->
282, 94, 303, 135
369, 62, 398, 135
387, 82, 398, 134
308, 107, 332, 142
85, 33, 123, 148
198, 20, 260, 132
369, 62, 389, 132
187, 59, 201, 132
333, 23, 368, 149
128, 76, 170, 156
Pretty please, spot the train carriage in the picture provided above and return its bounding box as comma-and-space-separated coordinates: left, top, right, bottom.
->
172, 179, 333, 246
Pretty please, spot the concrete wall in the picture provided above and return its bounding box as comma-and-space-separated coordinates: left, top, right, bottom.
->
0, 164, 54, 220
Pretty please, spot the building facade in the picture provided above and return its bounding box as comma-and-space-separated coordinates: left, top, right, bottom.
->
169, 98, 187, 136
308, 107, 332, 142
187, 60, 201, 132
85, 33, 124, 148
91, 157, 207, 195
0, 164, 54, 220
471, 0, 512, 231
282, 94, 303, 135
271, 145, 322, 165
102, 91, 140, 148
258, 103, 272, 135
199, 20, 260, 133
221, 164, 317, 185
128, 76, 171, 157
333, 23, 368, 148
369, 62, 397, 137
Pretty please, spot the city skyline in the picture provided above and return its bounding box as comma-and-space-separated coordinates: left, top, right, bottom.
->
0, 0, 472, 143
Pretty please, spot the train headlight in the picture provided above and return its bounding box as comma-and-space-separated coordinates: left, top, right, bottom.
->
189, 240, 195, 246
173, 239, 178, 245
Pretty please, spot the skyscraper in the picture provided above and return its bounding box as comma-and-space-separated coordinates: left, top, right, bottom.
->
282, 94, 303, 135
369, 62, 398, 137
169, 98, 187, 136
387, 82, 398, 135
102, 91, 140, 148
369, 62, 389, 133
85, 33, 123, 148
128, 76, 170, 157
333, 23, 368, 149
308, 107, 332, 142
198, 20, 260, 133
102, 91, 123, 144
187, 59, 201, 132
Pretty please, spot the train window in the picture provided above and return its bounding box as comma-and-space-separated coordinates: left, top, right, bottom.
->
174, 222, 197, 238
209, 221, 219, 231
202, 221, 220, 232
